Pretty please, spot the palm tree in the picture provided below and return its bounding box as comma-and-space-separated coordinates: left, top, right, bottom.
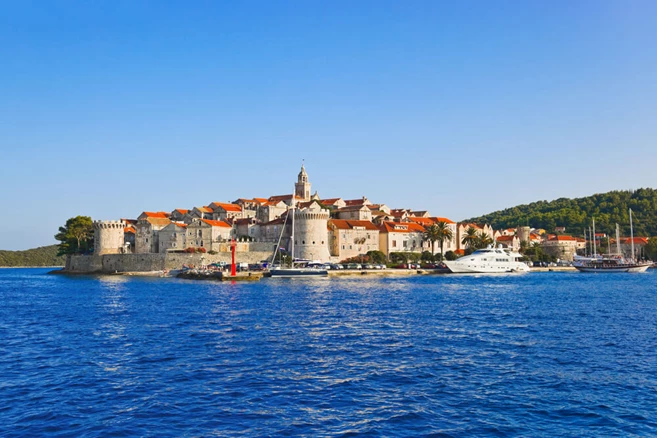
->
423, 224, 441, 255
476, 231, 493, 249
435, 221, 453, 260
461, 226, 479, 249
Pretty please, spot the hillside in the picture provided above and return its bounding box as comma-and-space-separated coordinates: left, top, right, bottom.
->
464, 188, 657, 237
0, 245, 66, 267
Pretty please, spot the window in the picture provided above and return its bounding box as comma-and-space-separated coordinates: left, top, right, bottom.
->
392, 240, 397, 248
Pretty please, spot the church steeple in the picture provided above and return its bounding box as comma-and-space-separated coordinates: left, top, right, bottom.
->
295, 161, 311, 201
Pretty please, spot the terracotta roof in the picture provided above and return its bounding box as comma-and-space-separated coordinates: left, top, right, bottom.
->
124, 226, 136, 234
408, 217, 435, 226
344, 199, 367, 207
121, 219, 137, 225
621, 237, 649, 244
141, 211, 169, 219
338, 205, 369, 212
234, 218, 256, 225
174, 209, 189, 214
432, 217, 456, 224
268, 194, 301, 202
320, 198, 343, 205
496, 235, 516, 242
253, 198, 269, 204
210, 202, 242, 212
143, 217, 172, 226
379, 221, 425, 233
195, 207, 213, 213
174, 223, 188, 229
329, 219, 379, 231
455, 249, 465, 255
200, 219, 232, 228
548, 235, 577, 241
461, 223, 482, 230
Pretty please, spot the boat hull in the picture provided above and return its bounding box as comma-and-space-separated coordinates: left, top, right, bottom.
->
443, 261, 530, 274
574, 263, 651, 273
268, 268, 328, 278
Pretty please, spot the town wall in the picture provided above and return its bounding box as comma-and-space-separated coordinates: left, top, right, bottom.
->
64, 243, 275, 274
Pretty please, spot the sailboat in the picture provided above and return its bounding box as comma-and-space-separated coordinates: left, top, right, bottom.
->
268, 194, 328, 278
573, 209, 651, 273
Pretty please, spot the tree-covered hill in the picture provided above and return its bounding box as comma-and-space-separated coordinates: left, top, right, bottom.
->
464, 188, 657, 237
0, 245, 66, 267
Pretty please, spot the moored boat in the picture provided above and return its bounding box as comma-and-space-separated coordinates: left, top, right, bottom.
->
443, 245, 530, 274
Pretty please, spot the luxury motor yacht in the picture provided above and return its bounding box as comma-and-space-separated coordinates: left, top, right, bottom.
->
443, 245, 530, 274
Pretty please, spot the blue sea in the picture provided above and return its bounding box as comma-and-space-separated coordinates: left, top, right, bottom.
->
1, 268, 656, 437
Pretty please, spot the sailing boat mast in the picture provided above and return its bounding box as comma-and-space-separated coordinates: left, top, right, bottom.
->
290, 195, 295, 267
592, 218, 597, 256
616, 223, 621, 256
629, 208, 635, 260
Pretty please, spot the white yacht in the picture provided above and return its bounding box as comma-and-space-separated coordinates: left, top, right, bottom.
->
443, 245, 530, 274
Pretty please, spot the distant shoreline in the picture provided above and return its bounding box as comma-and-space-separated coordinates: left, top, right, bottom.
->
0, 266, 64, 269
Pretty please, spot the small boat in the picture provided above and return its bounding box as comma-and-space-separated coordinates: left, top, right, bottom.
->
443, 245, 530, 274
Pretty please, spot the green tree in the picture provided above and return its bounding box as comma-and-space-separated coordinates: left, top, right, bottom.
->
475, 231, 493, 249
461, 226, 479, 250
366, 250, 387, 264
55, 216, 94, 255
644, 237, 657, 261
435, 221, 454, 260
423, 224, 441, 256
444, 250, 459, 261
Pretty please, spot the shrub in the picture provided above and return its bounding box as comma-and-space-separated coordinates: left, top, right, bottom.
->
208, 250, 218, 255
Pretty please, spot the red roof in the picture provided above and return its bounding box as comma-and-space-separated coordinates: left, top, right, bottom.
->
124, 226, 136, 234
496, 235, 515, 242
320, 198, 343, 205
141, 211, 169, 219
549, 235, 577, 241
195, 207, 213, 213
174, 209, 189, 214
408, 217, 434, 226
173, 223, 188, 229
379, 221, 425, 233
455, 249, 465, 255
621, 237, 649, 244
329, 219, 379, 231
200, 219, 232, 228
344, 199, 367, 207
432, 217, 456, 224
210, 202, 242, 212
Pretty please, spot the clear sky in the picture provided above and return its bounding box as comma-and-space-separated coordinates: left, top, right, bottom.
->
1, 1, 656, 250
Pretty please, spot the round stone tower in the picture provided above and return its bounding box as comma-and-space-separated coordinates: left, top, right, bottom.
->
517, 226, 531, 243
293, 202, 330, 262
94, 220, 126, 255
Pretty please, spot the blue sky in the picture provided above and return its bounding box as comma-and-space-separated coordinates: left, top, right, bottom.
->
1, 1, 656, 250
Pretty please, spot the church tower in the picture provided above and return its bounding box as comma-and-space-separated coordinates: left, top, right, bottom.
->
295, 163, 311, 202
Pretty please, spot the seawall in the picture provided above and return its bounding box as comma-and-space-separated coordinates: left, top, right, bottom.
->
63, 250, 274, 274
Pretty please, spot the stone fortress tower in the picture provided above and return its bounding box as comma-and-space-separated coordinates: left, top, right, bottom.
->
93, 220, 125, 255
291, 164, 331, 262
517, 226, 531, 244
294, 202, 331, 262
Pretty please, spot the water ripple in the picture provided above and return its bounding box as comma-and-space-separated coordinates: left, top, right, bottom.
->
1, 269, 656, 436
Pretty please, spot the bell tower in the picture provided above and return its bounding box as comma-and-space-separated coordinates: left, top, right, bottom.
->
295, 162, 311, 202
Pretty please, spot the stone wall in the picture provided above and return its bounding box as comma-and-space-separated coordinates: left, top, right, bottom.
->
65, 248, 275, 274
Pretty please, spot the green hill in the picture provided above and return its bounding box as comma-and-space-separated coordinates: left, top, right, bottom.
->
464, 188, 657, 237
0, 245, 66, 267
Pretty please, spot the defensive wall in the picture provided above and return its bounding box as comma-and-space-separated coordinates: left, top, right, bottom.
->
64, 241, 276, 274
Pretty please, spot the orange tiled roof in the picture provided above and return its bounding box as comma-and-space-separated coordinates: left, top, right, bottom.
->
174, 209, 189, 214
124, 226, 136, 234
143, 217, 171, 226
195, 206, 213, 213
201, 219, 231, 228
496, 235, 515, 242
329, 219, 379, 231
549, 235, 577, 241
344, 199, 367, 207
141, 211, 169, 219
320, 198, 342, 205
210, 202, 242, 212
174, 223, 188, 229
379, 221, 425, 233
408, 217, 434, 226
432, 217, 456, 224
268, 194, 302, 202
621, 237, 649, 244
455, 249, 465, 255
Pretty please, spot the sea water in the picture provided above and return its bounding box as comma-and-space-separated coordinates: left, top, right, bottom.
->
1, 268, 656, 436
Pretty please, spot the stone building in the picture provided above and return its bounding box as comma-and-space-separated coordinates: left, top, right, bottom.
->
336, 205, 373, 221
257, 200, 288, 223
186, 219, 232, 251
328, 219, 380, 261
135, 217, 171, 253
292, 200, 330, 261
93, 220, 125, 255
295, 164, 312, 202
209, 202, 245, 221
158, 222, 188, 252
541, 235, 578, 261
378, 221, 428, 256
170, 209, 189, 222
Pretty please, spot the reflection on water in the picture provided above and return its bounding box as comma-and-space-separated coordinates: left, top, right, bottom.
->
1, 269, 656, 436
